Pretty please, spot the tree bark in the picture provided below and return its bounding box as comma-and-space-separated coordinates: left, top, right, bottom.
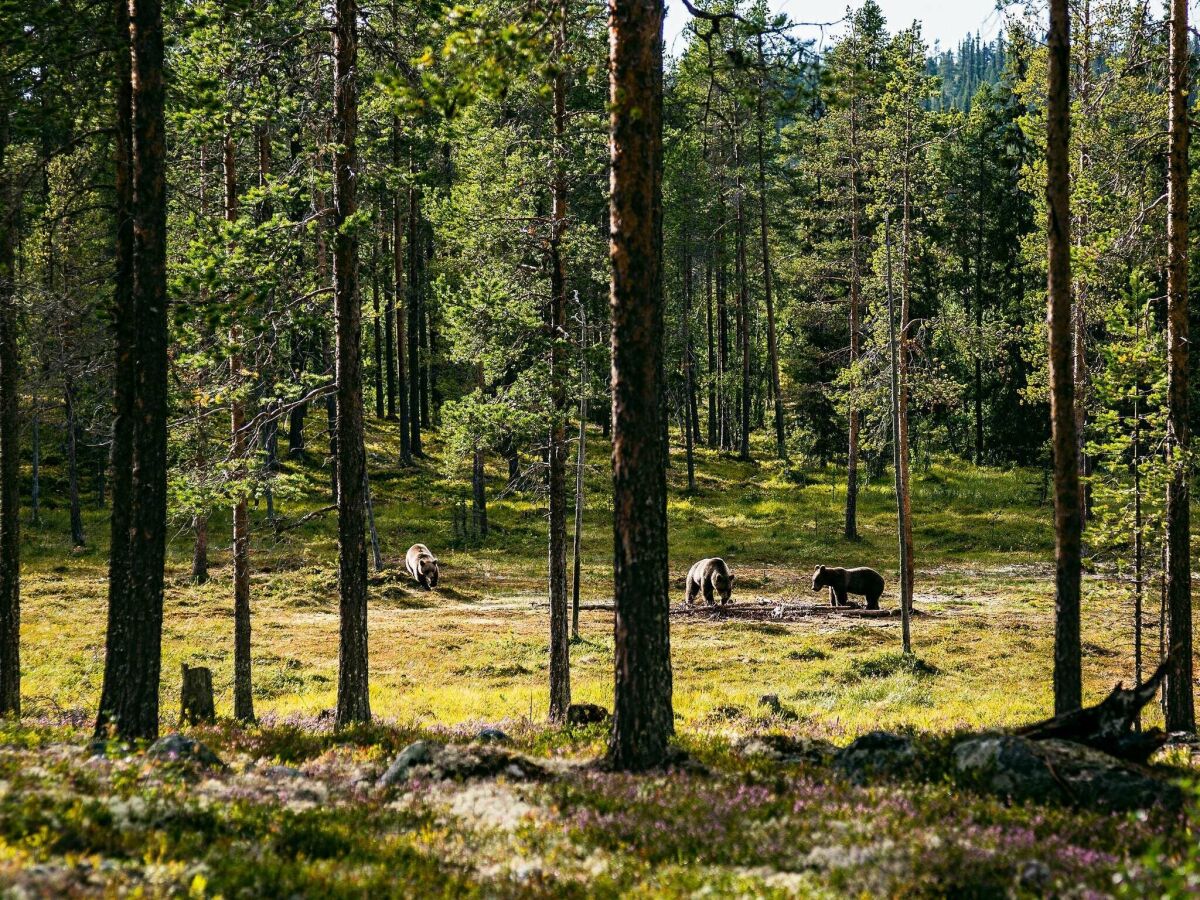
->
180, 664, 215, 726
333, 0, 371, 727
225, 131, 255, 724
30, 402, 39, 527
572, 298, 587, 642
735, 148, 750, 462
1047, 0, 1082, 715
382, 211, 397, 420
844, 77, 862, 540
755, 36, 785, 461
680, 226, 696, 492
0, 72, 18, 716
406, 182, 423, 457
371, 229, 384, 419
885, 216, 911, 655
1164, 0, 1194, 732
897, 91, 915, 649
392, 132, 412, 465
66, 378, 84, 548
547, 0, 571, 723
705, 252, 716, 447
607, 0, 673, 771
96, 0, 170, 740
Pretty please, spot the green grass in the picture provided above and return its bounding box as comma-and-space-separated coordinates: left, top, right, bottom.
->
5, 416, 1194, 895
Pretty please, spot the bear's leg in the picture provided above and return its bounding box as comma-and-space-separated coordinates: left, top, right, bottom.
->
685, 580, 698, 606
703, 579, 715, 606
835, 587, 849, 607
866, 590, 880, 611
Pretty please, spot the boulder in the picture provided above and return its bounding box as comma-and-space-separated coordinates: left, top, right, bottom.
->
736, 733, 835, 764
378, 740, 547, 789
952, 734, 1059, 802
952, 733, 1181, 812
377, 739, 440, 788
145, 733, 226, 770
834, 731, 915, 783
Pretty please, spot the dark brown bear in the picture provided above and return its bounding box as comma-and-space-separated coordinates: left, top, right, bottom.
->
686, 557, 735, 606
811, 564, 884, 610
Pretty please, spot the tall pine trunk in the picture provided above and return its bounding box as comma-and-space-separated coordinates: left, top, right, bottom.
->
897, 97, 915, 647
333, 0, 370, 727
97, 0, 170, 740
382, 214, 397, 420
392, 193, 411, 465
371, 232, 384, 419
1164, 0, 1194, 732
681, 226, 696, 491
572, 298, 587, 642
885, 216, 910, 654
1047, 0, 1083, 715
225, 131, 255, 724
66, 379, 84, 548
0, 75, 18, 715
705, 252, 716, 447
406, 182, 423, 457
844, 86, 862, 540
547, 0, 571, 723
607, 0, 673, 772
755, 36, 785, 461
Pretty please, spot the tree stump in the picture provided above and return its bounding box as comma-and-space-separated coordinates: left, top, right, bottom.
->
180, 663, 215, 726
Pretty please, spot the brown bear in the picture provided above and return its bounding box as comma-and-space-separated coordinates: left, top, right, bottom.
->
811, 564, 884, 610
686, 557, 735, 606
405, 543, 440, 589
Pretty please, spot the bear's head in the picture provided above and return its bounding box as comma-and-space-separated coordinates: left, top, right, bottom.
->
422, 555, 440, 587
714, 569, 734, 603
811, 565, 827, 591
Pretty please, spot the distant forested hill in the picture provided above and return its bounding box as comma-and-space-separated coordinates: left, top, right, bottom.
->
928, 33, 1007, 110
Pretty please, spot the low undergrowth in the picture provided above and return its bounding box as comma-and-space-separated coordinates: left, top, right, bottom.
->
0, 718, 1190, 897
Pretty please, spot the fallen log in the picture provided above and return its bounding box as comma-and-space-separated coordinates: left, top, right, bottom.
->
1017, 658, 1171, 764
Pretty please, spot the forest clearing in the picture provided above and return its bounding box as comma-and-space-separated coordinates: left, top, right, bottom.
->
4, 0, 1200, 892
8, 424, 1195, 896
20, 426, 1116, 732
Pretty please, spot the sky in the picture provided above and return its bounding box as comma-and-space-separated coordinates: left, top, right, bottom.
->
663, 0, 1012, 57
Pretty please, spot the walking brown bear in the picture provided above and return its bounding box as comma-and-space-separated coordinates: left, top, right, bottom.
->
406, 543, 440, 589
811, 564, 884, 610
686, 557, 735, 606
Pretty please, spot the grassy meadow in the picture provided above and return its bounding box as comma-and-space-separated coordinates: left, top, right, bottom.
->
4, 417, 1194, 897
21, 417, 1153, 734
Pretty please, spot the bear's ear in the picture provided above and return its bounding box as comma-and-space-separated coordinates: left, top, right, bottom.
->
729, 573, 735, 582
816, 564, 825, 572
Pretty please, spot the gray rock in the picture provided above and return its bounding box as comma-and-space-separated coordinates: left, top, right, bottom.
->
146, 733, 225, 769
953, 734, 1182, 812
377, 739, 546, 789
1037, 739, 1182, 812
736, 733, 834, 764
953, 734, 1061, 802
377, 739, 441, 788
834, 731, 915, 783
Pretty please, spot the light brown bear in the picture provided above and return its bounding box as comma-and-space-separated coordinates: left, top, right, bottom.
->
811, 564, 884, 610
405, 543, 440, 589
686, 557, 735, 606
